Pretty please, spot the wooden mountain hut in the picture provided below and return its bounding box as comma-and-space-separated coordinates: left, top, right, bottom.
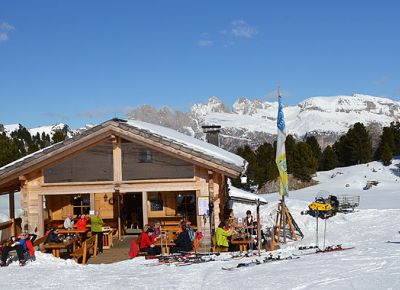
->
0, 119, 247, 248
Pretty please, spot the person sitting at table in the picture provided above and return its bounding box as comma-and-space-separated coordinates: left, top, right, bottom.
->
139, 226, 161, 256
215, 221, 234, 252
151, 220, 161, 237
76, 214, 89, 230
64, 214, 74, 230
45, 228, 63, 244
171, 224, 193, 253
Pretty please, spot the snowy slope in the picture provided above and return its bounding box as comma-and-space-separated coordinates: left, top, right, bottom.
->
1, 160, 400, 289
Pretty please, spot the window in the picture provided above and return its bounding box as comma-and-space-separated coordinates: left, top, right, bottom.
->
150, 192, 163, 211
122, 141, 194, 180
176, 193, 196, 223
72, 194, 90, 216
139, 149, 152, 163
44, 141, 113, 183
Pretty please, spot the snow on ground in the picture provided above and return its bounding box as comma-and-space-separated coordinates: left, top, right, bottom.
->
1, 161, 400, 289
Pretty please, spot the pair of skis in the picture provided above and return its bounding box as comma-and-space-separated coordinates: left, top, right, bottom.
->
222, 255, 300, 271
295, 244, 355, 256
143, 253, 216, 267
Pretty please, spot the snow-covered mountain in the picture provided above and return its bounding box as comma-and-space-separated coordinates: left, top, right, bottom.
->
196, 94, 400, 136
3, 94, 400, 151
186, 94, 400, 150
1, 123, 76, 139
4, 123, 73, 137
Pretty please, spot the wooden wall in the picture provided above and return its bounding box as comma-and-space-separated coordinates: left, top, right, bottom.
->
18, 134, 234, 241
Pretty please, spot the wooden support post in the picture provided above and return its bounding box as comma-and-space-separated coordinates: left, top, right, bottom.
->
90, 193, 95, 212
274, 201, 299, 244
112, 135, 122, 183
285, 207, 298, 241
9, 191, 16, 236
275, 202, 281, 243
142, 191, 148, 226
37, 194, 44, 236
117, 192, 122, 240
270, 226, 275, 251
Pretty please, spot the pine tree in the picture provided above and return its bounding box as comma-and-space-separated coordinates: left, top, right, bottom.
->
390, 121, 400, 155
52, 130, 67, 143
285, 134, 296, 174
232, 145, 257, 190
320, 146, 339, 171
381, 142, 392, 166
305, 136, 322, 168
0, 134, 22, 167
291, 142, 318, 181
334, 122, 372, 166
375, 127, 394, 160
254, 143, 278, 186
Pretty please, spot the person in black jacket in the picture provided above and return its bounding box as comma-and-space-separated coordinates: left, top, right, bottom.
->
45, 228, 64, 244
171, 225, 193, 253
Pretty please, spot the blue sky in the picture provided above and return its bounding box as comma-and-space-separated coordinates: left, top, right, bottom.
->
1, 1, 399, 128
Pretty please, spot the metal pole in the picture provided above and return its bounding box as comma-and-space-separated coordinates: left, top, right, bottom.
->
256, 199, 261, 256
323, 219, 327, 250
316, 215, 319, 247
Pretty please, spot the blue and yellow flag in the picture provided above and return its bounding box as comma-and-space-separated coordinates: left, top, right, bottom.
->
275, 95, 289, 197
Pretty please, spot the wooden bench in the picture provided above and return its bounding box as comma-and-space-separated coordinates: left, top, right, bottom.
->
33, 235, 48, 252
71, 235, 98, 265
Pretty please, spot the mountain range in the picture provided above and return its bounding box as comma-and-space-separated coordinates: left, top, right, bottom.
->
2, 94, 400, 151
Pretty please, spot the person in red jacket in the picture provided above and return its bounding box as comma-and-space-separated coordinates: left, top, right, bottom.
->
76, 214, 89, 230
139, 226, 161, 255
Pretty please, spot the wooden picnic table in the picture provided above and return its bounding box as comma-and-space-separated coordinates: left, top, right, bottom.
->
231, 234, 255, 252
58, 229, 90, 243
44, 239, 77, 258
57, 229, 90, 235
154, 238, 176, 255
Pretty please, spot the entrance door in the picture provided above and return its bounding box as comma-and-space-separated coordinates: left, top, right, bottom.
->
122, 193, 143, 233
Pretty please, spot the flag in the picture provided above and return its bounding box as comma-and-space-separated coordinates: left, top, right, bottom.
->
275, 95, 289, 197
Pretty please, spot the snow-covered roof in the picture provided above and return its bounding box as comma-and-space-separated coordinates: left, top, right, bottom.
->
125, 119, 246, 169
229, 183, 267, 204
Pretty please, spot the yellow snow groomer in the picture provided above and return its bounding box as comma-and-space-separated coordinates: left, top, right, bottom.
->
302, 195, 339, 219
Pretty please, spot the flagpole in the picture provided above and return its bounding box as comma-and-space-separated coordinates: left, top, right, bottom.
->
277, 87, 287, 244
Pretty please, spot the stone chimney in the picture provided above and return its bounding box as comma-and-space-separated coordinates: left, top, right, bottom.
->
201, 125, 221, 147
